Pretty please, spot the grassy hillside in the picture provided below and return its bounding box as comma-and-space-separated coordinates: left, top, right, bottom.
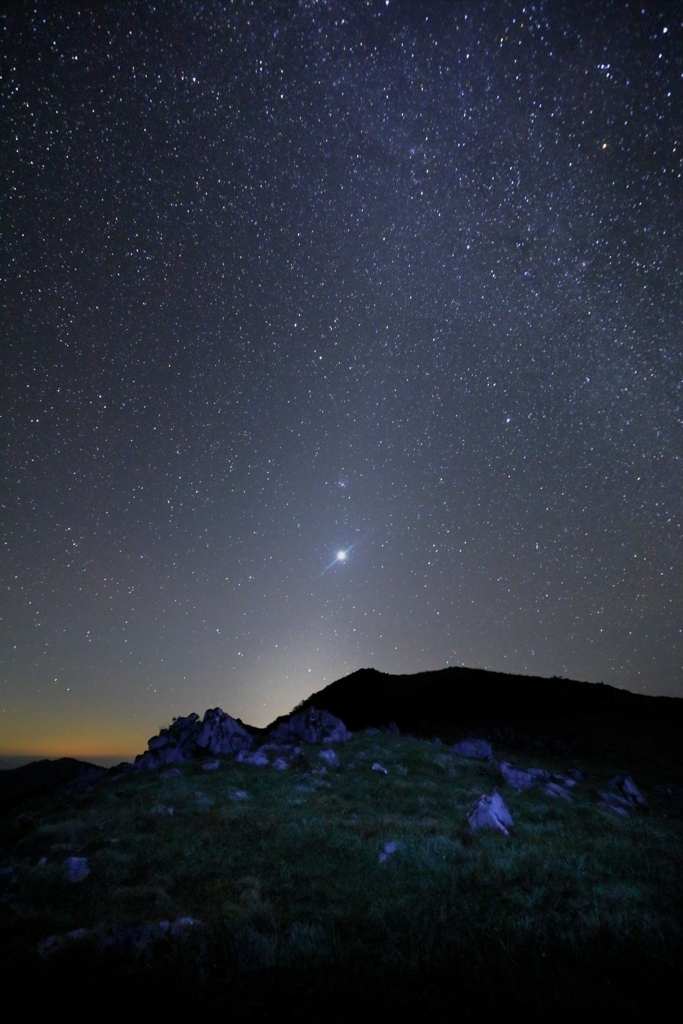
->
1, 729, 681, 1018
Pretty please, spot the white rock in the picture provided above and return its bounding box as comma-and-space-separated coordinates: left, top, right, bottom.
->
467, 790, 513, 836
543, 782, 573, 801
599, 800, 629, 818
371, 762, 389, 774
237, 750, 269, 766
500, 762, 550, 792
64, 856, 90, 882
151, 804, 174, 816
379, 840, 399, 863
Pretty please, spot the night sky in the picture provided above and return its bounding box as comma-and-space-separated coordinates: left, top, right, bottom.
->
2, 2, 682, 760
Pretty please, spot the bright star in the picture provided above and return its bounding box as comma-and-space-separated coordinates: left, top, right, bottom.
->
336, 550, 347, 561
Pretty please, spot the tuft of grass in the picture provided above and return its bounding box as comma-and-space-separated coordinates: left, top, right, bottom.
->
0, 732, 681, 1017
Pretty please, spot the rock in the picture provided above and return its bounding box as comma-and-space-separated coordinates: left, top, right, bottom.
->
365, 727, 381, 735
270, 706, 351, 745
160, 768, 182, 780
232, 790, 248, 800
135, 713, 201, 770
200, 759, 220, 771
272, 758, 289, 771
452, 739, 493, 760
598, 799, 630, 818
170, 916, 200, 935
319, 749, 339, 768
567, 767, 584, 782
500, 762, 550, 792
64, 856, 90, 882
195, 707, 253, 756
617, 775, 647, 806
150, 804, 174, 816
386, 721, 400, 736
467, 790, 513, 836
236, 750, 269, 766
379, 840, 400, 863
599, 790, 632, 813
542, 781, 573, 801
371, 762, 389, 774
431, 737, 442, 745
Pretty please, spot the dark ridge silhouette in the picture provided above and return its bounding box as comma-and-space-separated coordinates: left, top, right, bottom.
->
268, 666, 683, 768
0, 757, 103, 810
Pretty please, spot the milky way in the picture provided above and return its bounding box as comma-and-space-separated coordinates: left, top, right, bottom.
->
2, 2, 682, 756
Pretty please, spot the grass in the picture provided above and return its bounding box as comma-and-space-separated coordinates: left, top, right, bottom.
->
1, 732, 681, 1019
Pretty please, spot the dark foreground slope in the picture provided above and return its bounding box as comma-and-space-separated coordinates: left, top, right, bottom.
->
1, 728, 681, 1020
274, 666, 683, 781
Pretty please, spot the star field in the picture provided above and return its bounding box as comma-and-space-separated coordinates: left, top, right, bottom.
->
2, 2, 682, 757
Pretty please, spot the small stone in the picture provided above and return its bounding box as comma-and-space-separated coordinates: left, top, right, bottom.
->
372, 762, 389, 774
170, 916, 199, 935
201, 759, 220, 771
236, 750, 269, 766
379, 840, 399, 863
151, 804, 174, 816
319, 748, 339, 767
38, 935, 64, 955
160, 768, 182, 779
64, 856, 90, 882
233, 790, 248, 800
272, 758, 288, 770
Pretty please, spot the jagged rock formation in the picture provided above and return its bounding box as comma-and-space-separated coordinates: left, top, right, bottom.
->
132, 705, 349, 771
135, 708, 252, 770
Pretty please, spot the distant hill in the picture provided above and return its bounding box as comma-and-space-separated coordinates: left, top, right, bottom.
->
269, 666, 683, 776
0, 757, 103, 810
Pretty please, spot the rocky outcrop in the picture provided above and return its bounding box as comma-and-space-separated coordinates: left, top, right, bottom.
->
135, 709, 253, 770
195, 708, 253, 755
269, 706, 351, 745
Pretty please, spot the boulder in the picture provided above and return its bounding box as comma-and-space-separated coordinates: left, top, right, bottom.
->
195, 708, 253, 756
452, 739, 493, 760
500, 761, 550, 792
270, 707, 351, 745
319, 748, 339, 768
64, 856, 90, 882
468, 790, 513, 836
616, 775, 647, 806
